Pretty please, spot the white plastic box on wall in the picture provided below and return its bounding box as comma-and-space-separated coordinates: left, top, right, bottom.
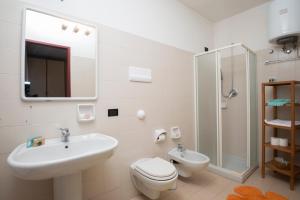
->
77, 104, 95, 122
170, 127, 181, 139
268, 0, 300, 43
128, 66, 152, 83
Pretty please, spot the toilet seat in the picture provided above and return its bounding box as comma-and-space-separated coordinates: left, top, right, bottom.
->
134, 157, 177, 181
130, 157, 178, 199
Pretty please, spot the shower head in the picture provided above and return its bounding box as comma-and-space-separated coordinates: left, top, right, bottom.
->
228, 89, 238, 99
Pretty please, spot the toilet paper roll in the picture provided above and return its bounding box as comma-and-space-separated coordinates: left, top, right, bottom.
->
153, 129, 167, 143
271, 137, 280, 146
279, 138, 288, 147
156, 134, 166, 143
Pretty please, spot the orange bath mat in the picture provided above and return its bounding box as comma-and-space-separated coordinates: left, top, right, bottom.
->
234, 186, 264, 197
226, 186, 288, 200
265, 192, 288, 200
227, 194, 247, 200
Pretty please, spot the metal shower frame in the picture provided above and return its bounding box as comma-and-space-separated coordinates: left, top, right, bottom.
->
193, 43, 257, 182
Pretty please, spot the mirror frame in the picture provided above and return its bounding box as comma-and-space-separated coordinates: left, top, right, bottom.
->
21, 7, 98, 101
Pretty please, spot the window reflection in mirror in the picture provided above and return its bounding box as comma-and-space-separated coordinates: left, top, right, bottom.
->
23, 9, 97, 99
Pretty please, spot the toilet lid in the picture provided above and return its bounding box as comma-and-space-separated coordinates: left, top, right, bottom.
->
135, 157, 176, 180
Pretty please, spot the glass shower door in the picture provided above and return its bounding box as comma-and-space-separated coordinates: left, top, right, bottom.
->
219, 46, 248, 173
195, 52, 219, 166
249, 51, 258, 168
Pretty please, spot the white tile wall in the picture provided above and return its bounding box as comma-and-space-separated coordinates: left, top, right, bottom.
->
0, 1, 195, 200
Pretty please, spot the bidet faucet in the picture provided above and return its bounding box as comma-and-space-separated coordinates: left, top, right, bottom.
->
177, 144, 185, 152
59, 128, 70, 143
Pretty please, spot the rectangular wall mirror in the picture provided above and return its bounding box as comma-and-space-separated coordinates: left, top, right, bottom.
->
21, 8, 98, 101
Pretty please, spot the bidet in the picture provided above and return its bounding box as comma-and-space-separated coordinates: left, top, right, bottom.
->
168, 147, 210, 177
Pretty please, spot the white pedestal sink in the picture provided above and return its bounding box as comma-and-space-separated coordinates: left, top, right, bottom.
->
7, 133, 118, 200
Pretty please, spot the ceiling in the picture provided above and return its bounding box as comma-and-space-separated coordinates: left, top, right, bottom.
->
179, 0, 270, 22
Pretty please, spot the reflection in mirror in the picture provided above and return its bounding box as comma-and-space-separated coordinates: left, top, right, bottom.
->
23, 9, 97, 100
25, 40, 71, 97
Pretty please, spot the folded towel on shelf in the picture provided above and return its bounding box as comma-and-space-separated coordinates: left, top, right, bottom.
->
267, 99, 290, 106
267, 99, 300, 106
264, 119, 300, 127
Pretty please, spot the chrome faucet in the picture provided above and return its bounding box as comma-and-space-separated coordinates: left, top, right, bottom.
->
177, 144, 185, 152
59, 128, 70, 142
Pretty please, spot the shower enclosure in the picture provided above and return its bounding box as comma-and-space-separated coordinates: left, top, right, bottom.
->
194, 43, 258, 182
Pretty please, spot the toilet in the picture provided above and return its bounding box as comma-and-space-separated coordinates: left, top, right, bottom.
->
168, 147, 210, 178
130, 157, 178, 199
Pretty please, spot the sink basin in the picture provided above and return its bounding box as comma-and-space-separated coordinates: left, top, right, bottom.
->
7, 133, 118, 180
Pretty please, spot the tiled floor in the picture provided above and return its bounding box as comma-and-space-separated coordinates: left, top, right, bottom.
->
131, 169, 300, 200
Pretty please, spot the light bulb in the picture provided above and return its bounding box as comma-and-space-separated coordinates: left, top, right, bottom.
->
73, 26, 79, 33
61, 24, 68, 30
85, 30, 90, 36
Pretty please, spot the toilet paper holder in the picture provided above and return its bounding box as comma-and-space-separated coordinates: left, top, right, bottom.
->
153, 129, 167, 143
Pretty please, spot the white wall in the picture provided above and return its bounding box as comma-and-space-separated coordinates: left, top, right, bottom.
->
213, 2, 271, 51
21, 0, 213, 53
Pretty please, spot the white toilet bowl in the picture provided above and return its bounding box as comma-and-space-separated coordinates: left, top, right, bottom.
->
130, 157, 178, 199
168, 147, 210, 178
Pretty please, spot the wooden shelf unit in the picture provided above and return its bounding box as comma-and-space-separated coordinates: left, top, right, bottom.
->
264, 143, 300, 153
261, 80, 300, 190
265, 161, 300, 177
263, 81, 300, 86
264, 122, 300, 130
265, 102, 300, 107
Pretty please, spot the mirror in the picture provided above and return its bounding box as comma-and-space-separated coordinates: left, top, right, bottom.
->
22, 9, 97, 100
